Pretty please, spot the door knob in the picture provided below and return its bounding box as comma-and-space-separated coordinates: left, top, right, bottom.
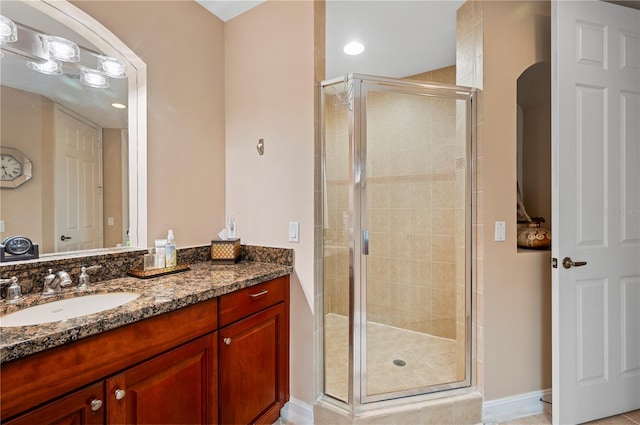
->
90, 398, 103, 411
60, 235, 72, 241
562, 257, 587, 269
114, 388, 126, 400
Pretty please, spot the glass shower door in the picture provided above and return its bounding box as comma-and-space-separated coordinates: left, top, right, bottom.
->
321, 75, 473, 406
359, 81, 472, 402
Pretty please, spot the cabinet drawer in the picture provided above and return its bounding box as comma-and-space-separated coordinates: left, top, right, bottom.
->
219, 276, 287, 326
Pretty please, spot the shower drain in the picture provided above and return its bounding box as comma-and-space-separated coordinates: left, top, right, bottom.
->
392, 359, 406, 367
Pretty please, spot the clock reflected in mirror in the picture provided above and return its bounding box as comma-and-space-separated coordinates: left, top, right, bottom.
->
0, 236, 39, 262
1, 147, 32, 189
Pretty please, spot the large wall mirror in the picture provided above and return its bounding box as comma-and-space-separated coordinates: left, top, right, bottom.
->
0, 0, 146, 255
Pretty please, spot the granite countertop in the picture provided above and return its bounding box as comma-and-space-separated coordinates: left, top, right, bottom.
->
0, 260, 292, 364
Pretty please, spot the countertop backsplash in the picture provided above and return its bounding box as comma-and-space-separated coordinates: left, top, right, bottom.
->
0, 244, 294, 297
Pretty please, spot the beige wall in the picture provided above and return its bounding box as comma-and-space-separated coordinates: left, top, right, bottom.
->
73, 0, 227, 248
224, 0, 317, 405
462, 0, 552, 401
0, 86, 54, 251
102, 128, 125, 248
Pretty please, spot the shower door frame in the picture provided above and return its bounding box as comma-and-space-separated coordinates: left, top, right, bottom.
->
320, 74, 476, 410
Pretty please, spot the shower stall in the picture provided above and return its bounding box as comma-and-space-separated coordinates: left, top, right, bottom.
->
319, 74, 475, 414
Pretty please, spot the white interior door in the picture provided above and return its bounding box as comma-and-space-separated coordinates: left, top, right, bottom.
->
54, 106, 103, 252
552, 1, 640, 424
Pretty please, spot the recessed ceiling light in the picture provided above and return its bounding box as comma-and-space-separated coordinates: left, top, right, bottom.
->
343, 41, 365, 56
111, 102, 127, 109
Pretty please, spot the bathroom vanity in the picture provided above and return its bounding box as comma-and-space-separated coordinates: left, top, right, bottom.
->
0, 258, 291, 425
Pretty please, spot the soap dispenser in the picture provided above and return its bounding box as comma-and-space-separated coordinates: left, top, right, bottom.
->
165, 230, 177, 268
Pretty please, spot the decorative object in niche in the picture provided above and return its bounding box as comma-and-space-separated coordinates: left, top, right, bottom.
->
517, 220, 552, 249
517, 183, 551, 250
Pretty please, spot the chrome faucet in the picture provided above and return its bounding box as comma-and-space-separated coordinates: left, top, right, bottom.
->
43, 269, 72, 296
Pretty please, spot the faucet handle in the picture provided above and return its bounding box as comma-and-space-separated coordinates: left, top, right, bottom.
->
6, 277, 22, 303
84, 265, 102, 273
78, 265, 102, 290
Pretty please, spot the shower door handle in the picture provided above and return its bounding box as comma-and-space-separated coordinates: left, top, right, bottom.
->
362, 230, 369, 255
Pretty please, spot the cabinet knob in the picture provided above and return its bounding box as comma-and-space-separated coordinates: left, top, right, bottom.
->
90, 398, 103, 411
114, 388, 126, 400
224, 337, 231, 345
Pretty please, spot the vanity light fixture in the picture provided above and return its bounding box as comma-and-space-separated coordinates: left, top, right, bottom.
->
27, 59, 62, 75
98, 55, 127, 78
343, 41, 365, 56
44, 35, 80, 62
110, 102, 127, 109
0, 15, 18, 43
80, 68, 109, 88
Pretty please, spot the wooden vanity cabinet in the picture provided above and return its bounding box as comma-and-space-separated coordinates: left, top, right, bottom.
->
1, 275, 290, 425
218, 276, 290, 424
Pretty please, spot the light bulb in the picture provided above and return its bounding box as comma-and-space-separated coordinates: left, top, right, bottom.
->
343, 41, 365, 56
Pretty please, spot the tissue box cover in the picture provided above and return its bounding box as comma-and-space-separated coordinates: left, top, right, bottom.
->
211, 239, 241, 264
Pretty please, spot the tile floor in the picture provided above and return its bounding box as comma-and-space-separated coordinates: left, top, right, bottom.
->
498, 409, 640, 425
324, 313, 463, 401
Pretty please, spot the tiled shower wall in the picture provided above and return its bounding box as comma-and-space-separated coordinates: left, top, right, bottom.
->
323, 67, 467, 341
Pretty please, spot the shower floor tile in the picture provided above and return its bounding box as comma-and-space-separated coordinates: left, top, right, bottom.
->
324, 313, 460, 401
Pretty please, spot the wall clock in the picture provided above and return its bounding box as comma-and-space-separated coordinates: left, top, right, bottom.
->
0, 147, 32, 188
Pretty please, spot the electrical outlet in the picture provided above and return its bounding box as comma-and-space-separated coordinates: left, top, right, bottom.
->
0, 220, 4, 233
107, 217, 114, 226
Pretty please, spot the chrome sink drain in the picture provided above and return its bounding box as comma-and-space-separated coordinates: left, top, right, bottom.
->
393, 359, 406, 367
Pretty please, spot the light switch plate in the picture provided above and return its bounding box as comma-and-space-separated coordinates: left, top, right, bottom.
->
495, 221, 506, 241
288, 221, 299, 243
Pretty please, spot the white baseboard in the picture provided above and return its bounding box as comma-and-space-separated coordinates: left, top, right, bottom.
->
281, 397, 314, 425
483, 389, 552, 424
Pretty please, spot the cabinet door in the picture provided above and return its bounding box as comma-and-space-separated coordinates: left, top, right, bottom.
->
106, 333, 217, 424
4, 382, 105, 425
219, 303, 288, 425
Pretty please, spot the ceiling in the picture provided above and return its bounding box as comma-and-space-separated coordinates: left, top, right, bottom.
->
197, 0, 464, 80
1, 0, 463, 130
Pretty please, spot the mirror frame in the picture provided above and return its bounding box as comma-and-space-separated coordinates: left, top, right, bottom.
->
22, 0, 147, 251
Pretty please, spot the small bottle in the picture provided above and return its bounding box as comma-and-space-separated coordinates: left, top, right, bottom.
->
125, 230, 131, 247
165, 230, 177, 268
155, 239, 166, 269
144, 248, 157, 270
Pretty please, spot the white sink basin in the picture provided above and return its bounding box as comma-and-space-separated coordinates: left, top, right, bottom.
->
0, 292, 140, 327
